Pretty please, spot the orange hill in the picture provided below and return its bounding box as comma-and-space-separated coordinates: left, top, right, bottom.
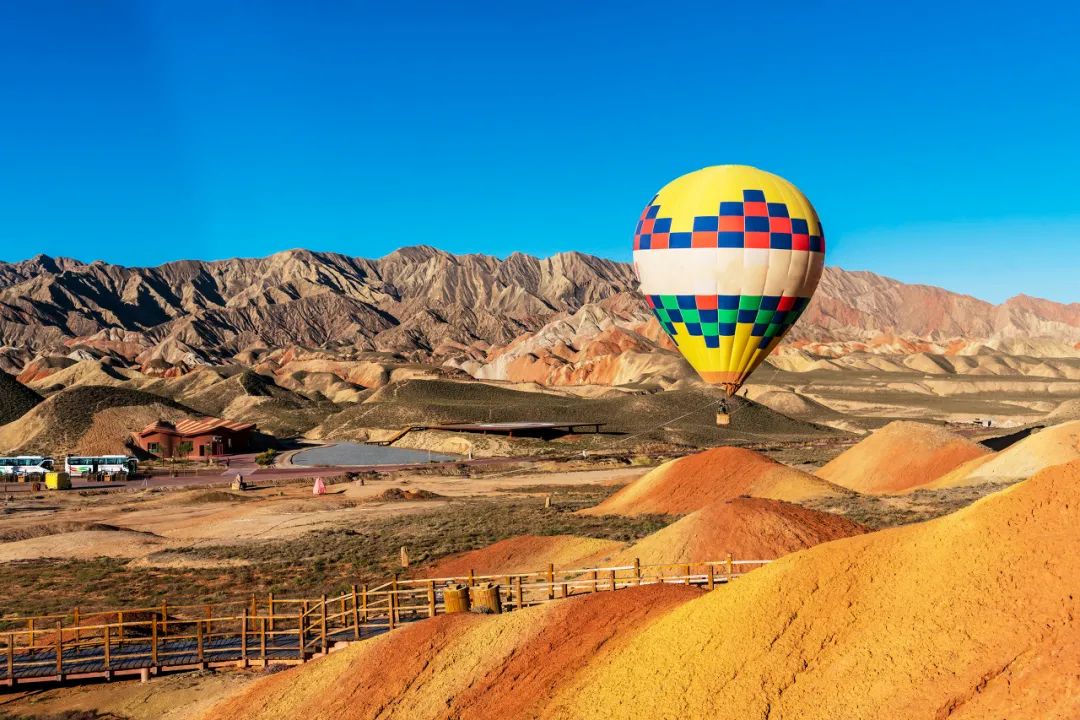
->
816, 420, 990, 493
204, 460, 1080, 720
611, 497, 867, 565
420, 535, 624, 578
580, 447, 844, 516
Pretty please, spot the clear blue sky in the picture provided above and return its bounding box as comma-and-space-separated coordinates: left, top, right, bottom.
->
2, 1, 1078, 303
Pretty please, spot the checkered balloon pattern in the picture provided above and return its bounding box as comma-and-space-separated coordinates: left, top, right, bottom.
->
632, 165, 824, 393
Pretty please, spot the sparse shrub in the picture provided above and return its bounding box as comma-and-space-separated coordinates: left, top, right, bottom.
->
254, 449, 278, 466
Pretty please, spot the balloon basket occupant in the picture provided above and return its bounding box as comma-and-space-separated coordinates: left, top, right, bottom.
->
632, 165, 825, 428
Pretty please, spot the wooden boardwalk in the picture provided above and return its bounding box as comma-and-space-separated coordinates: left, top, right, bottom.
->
1, 557, 767, 687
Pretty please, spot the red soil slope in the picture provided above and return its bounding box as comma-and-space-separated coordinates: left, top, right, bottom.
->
613, 496, 867, 564
421, 535, 623, 578
580, 446, 843, 516
202, 584, 700, 720
816, 420, 989, 493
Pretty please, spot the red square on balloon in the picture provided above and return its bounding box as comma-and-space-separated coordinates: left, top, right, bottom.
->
744, 231, 769, 248
777, 296, 797, 311
696, 295, 719, 310
692, 231, 718, 248
651, 233, 669, 249
769, 217, 792, 233
743, 201, 768, 216
792, 233, 810, 251
719, 215, 744, 232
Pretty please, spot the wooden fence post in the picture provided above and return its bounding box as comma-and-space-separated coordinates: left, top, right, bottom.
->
468, 569, 475, 587
609, 569, 617, 592
683, 563, 692, 585
6, 634, 14, 687
117, 612, 123, 644
160, 601, 168, 635
393, 578, 401, 626
54, 621, 63, 679
27, 618, 34, 648
320, 595, 328, 652
427, 581, 436, 618
268, 593, 275, 632
240, 608, 248, 665
634, 558, 642, 586
561, 583, 569, 599
73, 607, 80, 643
351, 585, 361, 640
726, 552, 734, 579
707, 564, 715, 590
151, 617, 158, 668
297, 609, 305, 660
546, 563, 555, 600
250, 593, 257, 620
259, 618, 267, 665
103, 625, 111, 675
590, 569, 598, 593
388, 592, 397, 631
196, 620, 205, 667
515, 575, 523, 610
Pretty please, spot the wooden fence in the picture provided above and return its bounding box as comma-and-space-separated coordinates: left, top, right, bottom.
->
0, 556, 768, 687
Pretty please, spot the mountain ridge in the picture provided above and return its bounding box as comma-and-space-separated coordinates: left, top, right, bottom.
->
0, 248, 1077, 384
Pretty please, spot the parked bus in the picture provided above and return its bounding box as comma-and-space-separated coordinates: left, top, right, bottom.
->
64, 455, 138, 476
0, 456, 54, 476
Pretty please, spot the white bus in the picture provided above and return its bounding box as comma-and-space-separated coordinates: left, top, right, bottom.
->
0, 456, 55, 476
65, 455, 138, 476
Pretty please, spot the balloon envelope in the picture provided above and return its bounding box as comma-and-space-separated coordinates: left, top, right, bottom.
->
632, 165, 824, 395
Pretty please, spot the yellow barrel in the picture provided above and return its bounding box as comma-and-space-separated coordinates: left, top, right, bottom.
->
470, 583, 503, 614
443, 583, 471, 614
45, 472, 71, 490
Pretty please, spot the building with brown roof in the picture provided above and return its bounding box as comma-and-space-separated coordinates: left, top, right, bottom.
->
135, 418, 256, 459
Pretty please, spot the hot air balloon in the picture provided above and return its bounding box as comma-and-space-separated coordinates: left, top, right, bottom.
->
632, 165, 825, 425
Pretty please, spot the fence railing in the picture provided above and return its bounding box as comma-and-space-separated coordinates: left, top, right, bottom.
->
0, 556, 768, 687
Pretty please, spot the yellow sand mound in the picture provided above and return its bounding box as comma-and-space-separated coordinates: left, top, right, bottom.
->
579, 447, 844, 516
422, 535, 624, 578
923, 419, 1080, 489
816, 420, 989, 493
612, 497, 866, 565
204, 461, 1080, 720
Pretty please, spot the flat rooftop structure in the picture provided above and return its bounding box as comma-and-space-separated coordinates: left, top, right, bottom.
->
427, 421, 605, 435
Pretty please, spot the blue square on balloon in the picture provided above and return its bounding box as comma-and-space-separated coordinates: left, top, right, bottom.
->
718, 232, 743, 248
760, 296, 780, 311
693, 216, 719, 231
767, 203, 789, 217
669, 232, 692, 248
645, 205, 660, 219
758, 337, 772, 349
652, 217, 672, 233
743, 189, 766, 202
649, 294, 662, 307
700, 309, 718, 322
791, 218, 809, 234
809, 235, 823, 252
737, 309, 757, 323
745, 216, 769, 232
719, 201, 743, 216
638, 235, 650, 249
772, 311, 787, 324
718, 322, 736, 334
718, 296, 740, 310
704, 335, 720, 348
751, 322, 768, 336
770, 232, 792, 249
685, 322, 702, 336
667, 310, 682, 323
677, 295, 696, 309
